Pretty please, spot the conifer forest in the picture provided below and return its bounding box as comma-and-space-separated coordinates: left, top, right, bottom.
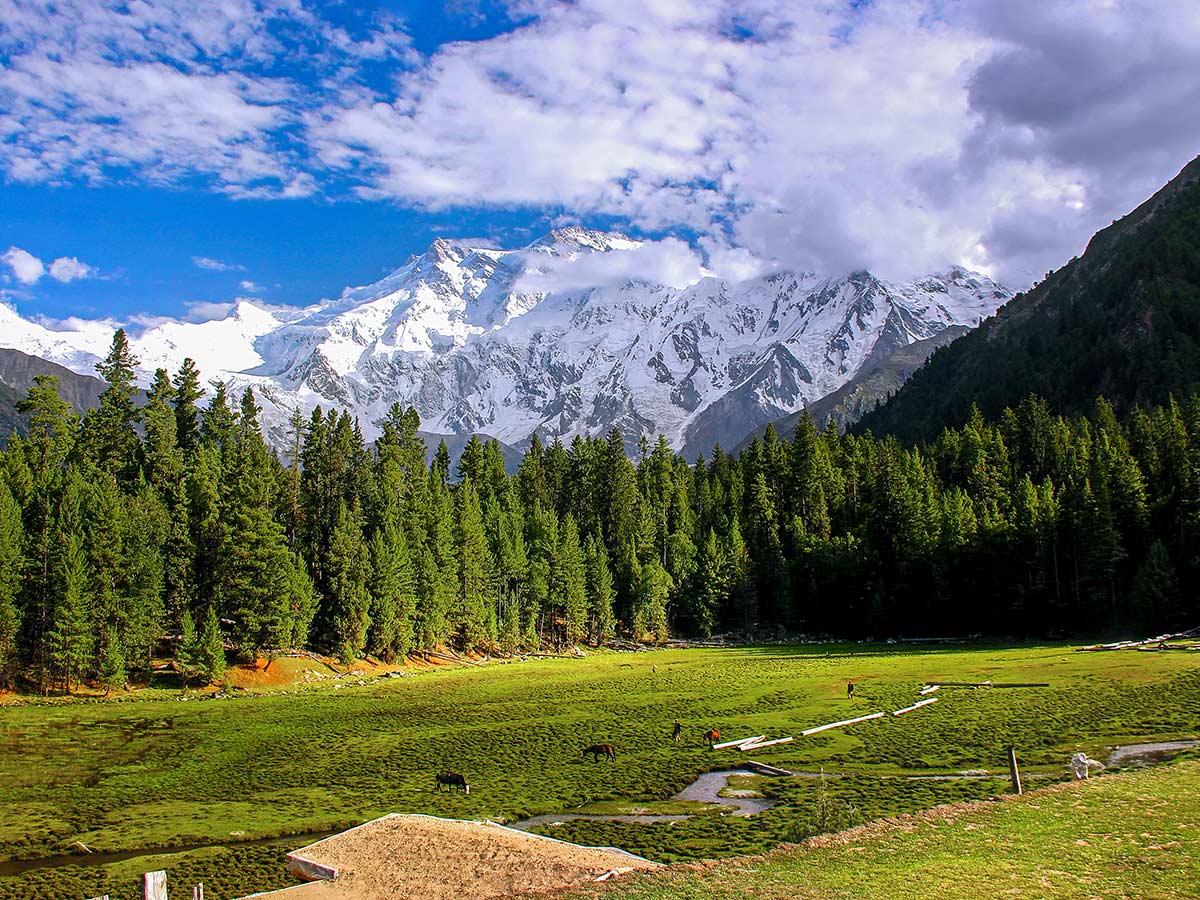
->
0, 328, 1195, 693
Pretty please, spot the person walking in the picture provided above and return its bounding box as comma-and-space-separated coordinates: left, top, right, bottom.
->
847, 681, 855, 700
672, 719, 682, 743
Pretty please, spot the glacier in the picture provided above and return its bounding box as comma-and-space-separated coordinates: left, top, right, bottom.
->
0, 226, 1011, 459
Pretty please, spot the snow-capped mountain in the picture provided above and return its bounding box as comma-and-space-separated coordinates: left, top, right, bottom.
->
0, 227, 1011, 458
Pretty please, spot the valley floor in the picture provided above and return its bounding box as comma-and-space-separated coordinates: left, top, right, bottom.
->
0, 642, 1197, 899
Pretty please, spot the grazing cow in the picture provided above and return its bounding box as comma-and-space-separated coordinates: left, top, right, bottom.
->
583, 743, 616, 761
435, 771, 470, 794
703, 729, 720, 748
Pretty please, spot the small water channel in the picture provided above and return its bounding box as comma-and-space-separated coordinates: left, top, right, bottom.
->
508, 768, 774, 831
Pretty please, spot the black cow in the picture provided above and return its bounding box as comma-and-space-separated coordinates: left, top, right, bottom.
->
435, 771, 470, 794
583, 743, 616, 761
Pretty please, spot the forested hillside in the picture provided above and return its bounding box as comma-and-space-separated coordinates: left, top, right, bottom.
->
856, 155, 1200, 443
0, 326, 1196, 693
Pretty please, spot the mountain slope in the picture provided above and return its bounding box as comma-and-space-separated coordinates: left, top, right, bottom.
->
0, 228, 1010, 455
856, 155, 1200, 443
0, 347, 114, 436
733, 326, 968, 452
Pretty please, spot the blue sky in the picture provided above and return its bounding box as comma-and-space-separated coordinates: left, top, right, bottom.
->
2, 0, 1198, 327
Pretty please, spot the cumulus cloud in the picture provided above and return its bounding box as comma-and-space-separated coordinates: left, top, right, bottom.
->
193, 256, 243, 272
0, 0, 414, 195
307, 0, 1200, 286
48, 256, 96, 283
3, 0, 1198, 288
514, 237, 707, 294
183, 300, 237, 322
2, 247, 46, 284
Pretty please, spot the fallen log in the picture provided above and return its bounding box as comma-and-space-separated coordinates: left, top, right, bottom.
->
924, 681, 1048, 688
740, 737, 794, 751
712, 735, 764, 750
893, 697, 939, 716
801, 712, 885, 736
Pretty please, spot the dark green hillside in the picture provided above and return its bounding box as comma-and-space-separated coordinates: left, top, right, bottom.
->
857, 155, 1200, 443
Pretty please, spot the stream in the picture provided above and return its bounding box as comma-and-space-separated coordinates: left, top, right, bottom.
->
508, 769, 774, 831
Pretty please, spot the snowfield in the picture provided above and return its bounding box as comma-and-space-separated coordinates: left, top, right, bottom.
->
0, 226, 1010, 458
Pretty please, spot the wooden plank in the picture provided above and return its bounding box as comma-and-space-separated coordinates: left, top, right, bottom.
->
925, 681, 1048, 688
893, 697, 939, 716
712, 735, 764, 750
740, 736, 794, 751
143, 871, 167, 900
801, 712, 884, 736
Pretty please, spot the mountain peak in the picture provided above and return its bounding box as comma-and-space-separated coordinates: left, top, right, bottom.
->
526, 226, 640, 256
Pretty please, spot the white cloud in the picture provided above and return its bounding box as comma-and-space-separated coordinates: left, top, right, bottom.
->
239, 279, 265, 293
0, 0, 414, 196
308, 0, 1200, 286
515, 237, 707, 294
3, 0, 1198, 288
193, 256, 243, 272
2, 247, 46, 284
48, 256, 96, 283
183, 300, 237, 322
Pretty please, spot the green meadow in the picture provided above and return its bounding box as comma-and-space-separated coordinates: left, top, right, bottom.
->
1, 643, 1198, 899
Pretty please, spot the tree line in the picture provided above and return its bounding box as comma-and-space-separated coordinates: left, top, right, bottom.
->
0, 329, 1195, 692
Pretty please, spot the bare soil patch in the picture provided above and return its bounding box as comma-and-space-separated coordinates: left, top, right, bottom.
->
245, 814, 657, 900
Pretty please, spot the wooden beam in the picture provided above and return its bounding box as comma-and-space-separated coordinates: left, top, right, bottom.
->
893, 698, 939, 716
712, 735, 764, 750
740, 737, 794, 751
801, 712, 884, 736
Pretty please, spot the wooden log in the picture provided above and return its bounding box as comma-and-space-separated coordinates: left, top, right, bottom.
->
740, 736, 794, 751
801, 712, 884, 736
712, 735, 764, 750
745, 761, 794, 776
1007, 746, 1023, 795
925, 681, 1048, 688
893, 697, 939, 716
143, 871, 167, 900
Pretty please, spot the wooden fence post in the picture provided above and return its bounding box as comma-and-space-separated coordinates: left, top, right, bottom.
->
1006, 746, 1023, 795
143, 870, 167, 900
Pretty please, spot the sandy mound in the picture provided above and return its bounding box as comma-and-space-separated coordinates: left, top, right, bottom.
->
242, 814, 657, 900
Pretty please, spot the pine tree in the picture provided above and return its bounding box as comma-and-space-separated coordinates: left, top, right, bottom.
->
454, 480, 495, 651
219, 388, 299, 660
367, 521, 416, 661
172, 357, 204, 453
556, 516, 588, 647
44, 468, 90, 693
0, 484, 23, 688
176, 607, 202, 684
326, 501, 371, 663
198, 604, 227, 684
688, 529, 725, 637
1130, 540, 1182, 629
636, 558, 672, 643
87, 329, 142, 484
584, 534, 615, 644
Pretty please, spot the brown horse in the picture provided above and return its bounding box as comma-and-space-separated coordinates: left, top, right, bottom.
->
703, 729, 720, 748
583, 743, 616, 761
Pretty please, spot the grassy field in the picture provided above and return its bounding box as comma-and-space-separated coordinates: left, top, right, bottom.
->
591, 757, 1200, 900
0, 643, 1197, 899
